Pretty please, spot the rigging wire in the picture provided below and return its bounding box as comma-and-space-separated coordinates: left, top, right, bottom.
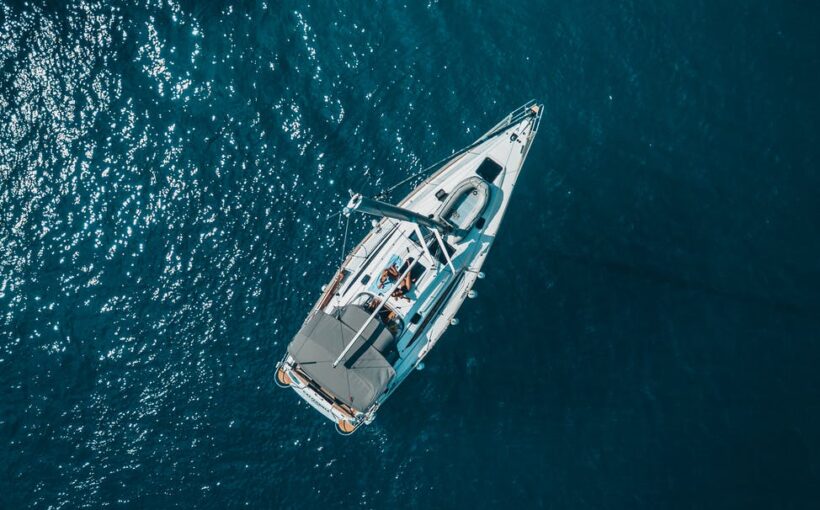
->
339, 213, 350, 269
374, 106, 536, 200
332, 212, 352, 310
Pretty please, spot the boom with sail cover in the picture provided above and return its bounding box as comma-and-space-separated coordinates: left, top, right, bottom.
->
344, 193, 451, 232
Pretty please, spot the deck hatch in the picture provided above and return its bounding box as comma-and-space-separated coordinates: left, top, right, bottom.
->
475, 157, 503, 183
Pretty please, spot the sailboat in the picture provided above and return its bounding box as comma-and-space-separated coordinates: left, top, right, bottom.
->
275, 100, 543, 434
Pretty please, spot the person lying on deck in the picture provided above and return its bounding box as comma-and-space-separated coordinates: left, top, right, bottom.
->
391, 258, 416, 299
378, 264, 400, 288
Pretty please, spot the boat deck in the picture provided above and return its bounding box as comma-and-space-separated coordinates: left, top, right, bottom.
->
327, 222, 446, 342
278, 101, 543, 432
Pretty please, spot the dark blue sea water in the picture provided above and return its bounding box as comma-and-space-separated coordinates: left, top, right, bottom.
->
2, 1, 820, 508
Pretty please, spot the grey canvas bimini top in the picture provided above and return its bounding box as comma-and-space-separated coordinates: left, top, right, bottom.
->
287, 305, 397, 411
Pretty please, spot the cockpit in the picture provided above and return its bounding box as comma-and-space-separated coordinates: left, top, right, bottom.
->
350, 292, 405, 337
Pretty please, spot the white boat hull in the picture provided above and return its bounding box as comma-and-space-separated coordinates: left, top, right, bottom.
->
276, 101, 543, 433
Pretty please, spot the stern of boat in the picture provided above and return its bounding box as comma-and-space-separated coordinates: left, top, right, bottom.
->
275, 358, 370, 435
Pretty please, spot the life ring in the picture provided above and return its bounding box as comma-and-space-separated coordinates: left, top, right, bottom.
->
336, 419, 356, 435
275, 366, 292, 387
